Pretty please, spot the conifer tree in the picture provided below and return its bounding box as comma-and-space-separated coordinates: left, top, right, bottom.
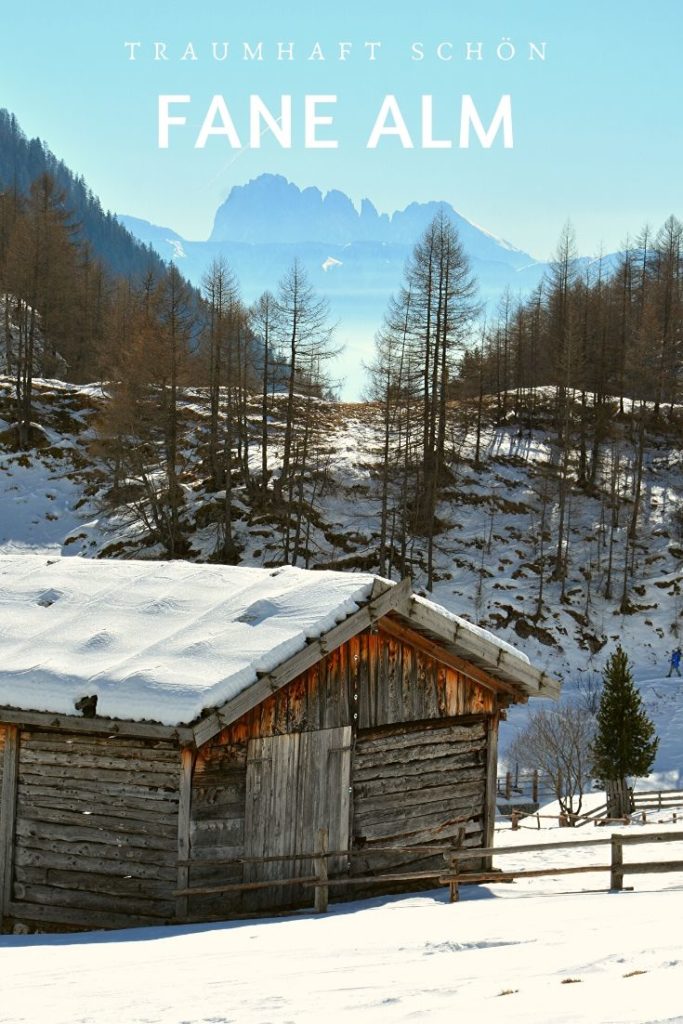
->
592, 646, 658, 818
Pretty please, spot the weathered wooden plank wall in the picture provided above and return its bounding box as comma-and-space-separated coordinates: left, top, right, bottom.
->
209, 630, 494, 744
8, 731, 180, 930
351, 717, 487, 877
0, 724, 17, 924
186, 627, 499, 914
187, 737, 248, 920
243, 726, 352, 911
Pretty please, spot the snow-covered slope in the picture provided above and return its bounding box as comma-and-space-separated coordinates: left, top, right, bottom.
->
1, 376, 681, 777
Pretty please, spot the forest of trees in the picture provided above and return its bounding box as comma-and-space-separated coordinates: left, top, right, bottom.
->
0, 106, 681, 584
368, 215, 683, 597
0, 140, 339, 561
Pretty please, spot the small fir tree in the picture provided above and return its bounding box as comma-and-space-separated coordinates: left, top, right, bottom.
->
592, 646, 658, 818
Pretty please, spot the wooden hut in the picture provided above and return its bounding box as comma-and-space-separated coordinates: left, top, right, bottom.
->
0, 555, 559, 932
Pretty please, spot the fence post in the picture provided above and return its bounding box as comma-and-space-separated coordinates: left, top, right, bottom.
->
532, 770, 539, 805
610, 834, 624, 892
314, 827, 329, 913
505, 771, 512, 800
511, 809, 519, 831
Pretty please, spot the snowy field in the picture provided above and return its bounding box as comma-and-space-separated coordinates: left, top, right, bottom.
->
2, 816, 683, 1024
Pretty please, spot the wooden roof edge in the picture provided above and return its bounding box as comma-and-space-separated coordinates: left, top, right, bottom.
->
404, 598, 561, 700
0, 705, 195, 744
377, 615, 523, 700
192, 576, 413, 748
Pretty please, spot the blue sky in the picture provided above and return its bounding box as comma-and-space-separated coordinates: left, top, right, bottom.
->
2, 0, 681, 259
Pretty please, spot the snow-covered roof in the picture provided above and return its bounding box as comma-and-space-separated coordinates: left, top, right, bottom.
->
0, 555, 556, 732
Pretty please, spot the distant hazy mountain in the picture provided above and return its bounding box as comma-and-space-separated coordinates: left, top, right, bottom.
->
208, 174, 532, 267
120, 175, 554, 395
120, 173, 546, 313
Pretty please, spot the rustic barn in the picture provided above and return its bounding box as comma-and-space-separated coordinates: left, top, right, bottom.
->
0, 555, 559, 931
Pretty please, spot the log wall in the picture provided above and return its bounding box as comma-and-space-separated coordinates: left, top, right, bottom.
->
186, 738, 247, 920
351, 717, 487, 878
7, 730, 181, 931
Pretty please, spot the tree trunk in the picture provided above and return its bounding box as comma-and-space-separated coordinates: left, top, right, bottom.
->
605, 778, 633, 820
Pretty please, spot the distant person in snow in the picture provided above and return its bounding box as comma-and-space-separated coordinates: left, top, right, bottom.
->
667, 647, 682, 677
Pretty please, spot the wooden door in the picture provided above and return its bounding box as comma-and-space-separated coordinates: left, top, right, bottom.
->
243, 726, 352, 910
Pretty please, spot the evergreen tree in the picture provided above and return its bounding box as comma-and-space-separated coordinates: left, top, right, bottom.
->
592, 646, 658, 818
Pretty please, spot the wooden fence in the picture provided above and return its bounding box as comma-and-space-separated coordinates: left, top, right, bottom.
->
497, 784, 683, 827
564, 789, 683, 827
440, 829, 683, 901
175, 827, 683, 917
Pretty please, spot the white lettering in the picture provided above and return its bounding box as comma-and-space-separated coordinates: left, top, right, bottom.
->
195, 96, 242, 148
421, 96, 451, 149
180, 42, 198, 62
243, 42, 263, 61
460, 94, 513, 148
250, 95, 292, 147
304, 95, 338, 148
367, 95, 413, 149
158, 95, 190, 148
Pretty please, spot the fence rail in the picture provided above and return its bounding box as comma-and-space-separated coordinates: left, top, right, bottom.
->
496, 781, 683, 827
175, 826, 683, 915
441, 829, 683, 901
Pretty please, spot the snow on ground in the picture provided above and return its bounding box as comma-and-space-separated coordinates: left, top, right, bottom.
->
2, 815, 683, 1024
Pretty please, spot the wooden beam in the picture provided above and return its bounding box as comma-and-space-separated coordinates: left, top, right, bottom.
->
0, 707, 194, 745
407, 599, 561, 698
0, 726, 19, 927
378, 616, 521, 698
192, 578, 413, 747
482, 713, 499, 869
175, 748, 194, 921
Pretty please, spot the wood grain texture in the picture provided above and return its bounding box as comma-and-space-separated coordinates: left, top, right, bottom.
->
0, 726, 18, 923
0, 707, 193, 743
7, 730, 180, 932
243, 726, 351, 911
176, 747, 195, 921
352, 718, 487, 878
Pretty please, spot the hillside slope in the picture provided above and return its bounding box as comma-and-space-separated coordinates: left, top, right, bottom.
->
1, 376, 681, 779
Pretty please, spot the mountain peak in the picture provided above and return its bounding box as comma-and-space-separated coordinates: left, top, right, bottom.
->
209, 174, 531, 266
211, 174, 362, 245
